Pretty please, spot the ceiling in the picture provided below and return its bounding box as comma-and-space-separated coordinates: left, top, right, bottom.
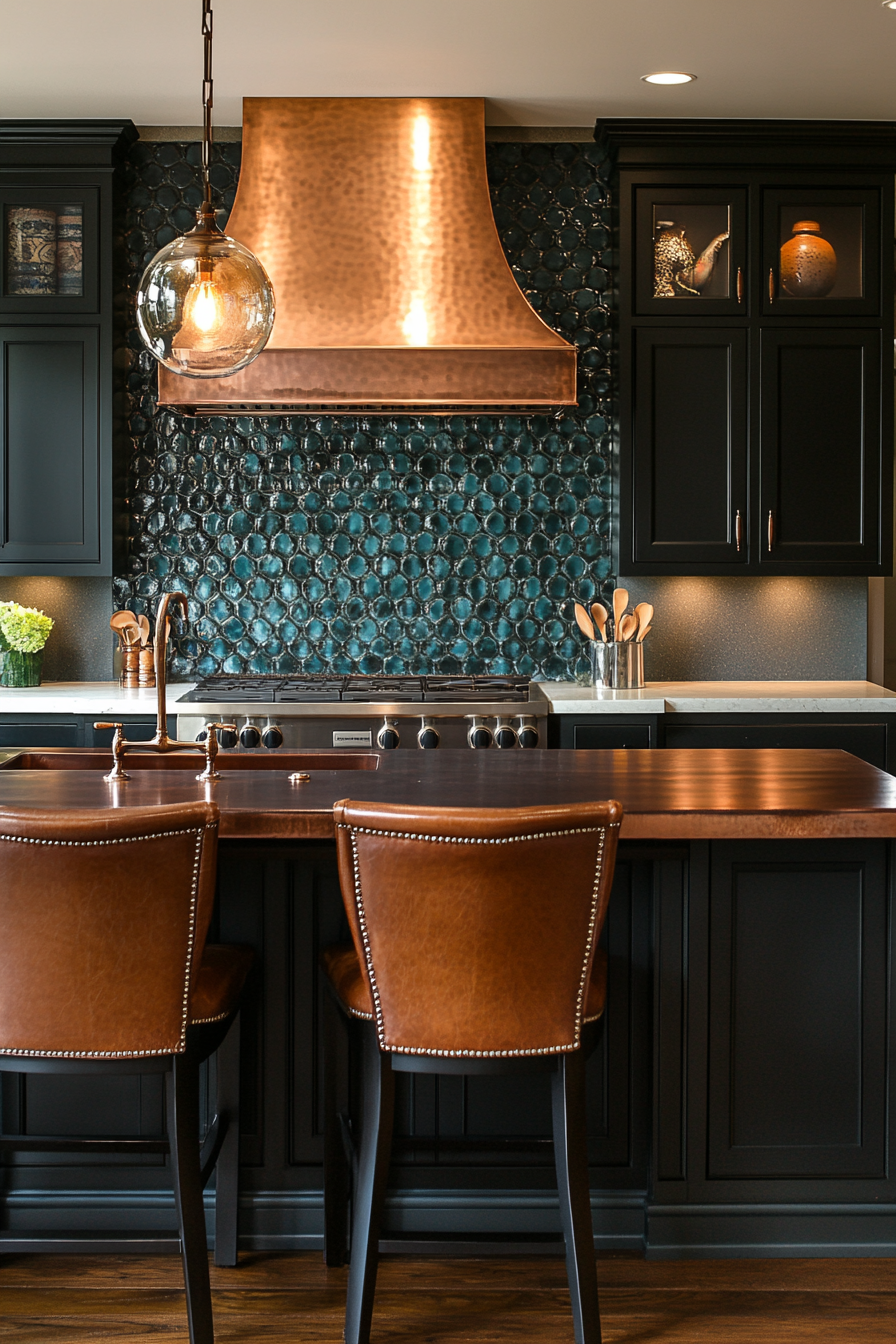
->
2, 0, 896, 128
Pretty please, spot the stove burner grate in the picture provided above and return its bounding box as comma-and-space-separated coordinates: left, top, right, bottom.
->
179, 672, 530, 706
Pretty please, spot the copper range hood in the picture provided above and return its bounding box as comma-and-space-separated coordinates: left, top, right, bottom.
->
157, 98, 576, 414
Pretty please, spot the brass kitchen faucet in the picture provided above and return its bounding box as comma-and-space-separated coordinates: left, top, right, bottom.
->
96, 591, 235, 782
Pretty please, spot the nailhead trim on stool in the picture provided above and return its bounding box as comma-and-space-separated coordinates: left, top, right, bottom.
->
0, 823, 215, 1058
341, 820, 619, 1056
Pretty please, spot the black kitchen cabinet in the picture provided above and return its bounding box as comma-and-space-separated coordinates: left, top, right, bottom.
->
0, 121, 136, 576
631, 327, 748, 567
596, 120, 896, 577
556, 711, 896, 774
0, 715, 172, 748
759, 327, 882, 569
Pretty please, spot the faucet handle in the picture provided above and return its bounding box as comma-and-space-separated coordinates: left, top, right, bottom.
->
196, 721, 238, 783
94, 721, 123, 731
207, 721, 238, 748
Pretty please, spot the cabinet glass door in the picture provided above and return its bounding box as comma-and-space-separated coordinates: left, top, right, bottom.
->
763, 189, 880, 316
0, 187, 98, 314
634, 187, 748, 316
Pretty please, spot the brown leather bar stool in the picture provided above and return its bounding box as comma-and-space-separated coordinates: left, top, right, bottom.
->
0, 801, 254, 1344
321, 797, 622, 1344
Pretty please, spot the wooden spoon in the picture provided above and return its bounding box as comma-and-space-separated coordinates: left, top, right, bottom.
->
612, 588, 629, 642
573, 602, 595, 641
620, 614, 639, 642
110, 611, 141, 646
634, 602, 654, 640
590, 602, 609, 643
636, 622, 652, 642
136, 614, 151, 646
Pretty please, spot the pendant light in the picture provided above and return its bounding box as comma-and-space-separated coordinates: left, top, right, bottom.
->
135, 0, 275, 379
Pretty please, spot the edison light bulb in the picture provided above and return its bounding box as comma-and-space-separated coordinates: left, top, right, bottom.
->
184, 276, 224, 335
136, 208, 275, 379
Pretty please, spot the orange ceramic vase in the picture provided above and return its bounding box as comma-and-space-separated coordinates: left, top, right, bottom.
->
779, 220, 837, 298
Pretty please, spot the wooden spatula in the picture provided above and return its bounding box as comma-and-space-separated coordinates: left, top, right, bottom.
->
590, 602, 609, 642
620, 614, 639, 641
574, 602, 595, 640
612, 588, 629, 642
633, 602, 653, 640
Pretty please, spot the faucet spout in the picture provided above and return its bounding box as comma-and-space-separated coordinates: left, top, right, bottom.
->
154, 590, 188, 743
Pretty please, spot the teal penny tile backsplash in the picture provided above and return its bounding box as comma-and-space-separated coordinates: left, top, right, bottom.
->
112, 139, 614, 680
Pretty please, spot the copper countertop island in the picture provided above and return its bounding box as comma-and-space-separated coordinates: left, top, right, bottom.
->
3, 742, 895, 1258
1, 746, 895, 841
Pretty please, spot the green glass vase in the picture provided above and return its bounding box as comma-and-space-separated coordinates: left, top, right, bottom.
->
0, 649, 43, 688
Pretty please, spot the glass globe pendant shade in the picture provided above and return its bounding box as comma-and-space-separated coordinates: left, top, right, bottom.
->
136, 206, 275, 379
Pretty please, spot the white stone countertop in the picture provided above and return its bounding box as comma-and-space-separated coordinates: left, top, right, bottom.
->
531, 680, 896, 714
1, 679, 895, 717
0, 682, 196, 715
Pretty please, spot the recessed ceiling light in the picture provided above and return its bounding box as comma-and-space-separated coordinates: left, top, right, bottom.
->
642, 71, 696, 85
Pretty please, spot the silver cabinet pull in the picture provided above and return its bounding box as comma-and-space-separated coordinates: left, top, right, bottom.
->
735, 509, 743, 552
768, 268, 774, 304
767, 510, 775, 550
737, 267, 744, 304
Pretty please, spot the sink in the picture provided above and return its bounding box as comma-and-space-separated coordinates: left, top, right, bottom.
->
0, 749, 379, 772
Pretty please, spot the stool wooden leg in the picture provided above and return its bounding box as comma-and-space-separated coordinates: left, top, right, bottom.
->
323, 985, 351, 1266
552, 1050, 601, 1344
345, 1023, 394, 1344
213, 1011, 241, 1268
168, 1054, 214, 1344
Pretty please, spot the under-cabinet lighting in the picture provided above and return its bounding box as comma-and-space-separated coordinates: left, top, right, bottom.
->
641, 71, 696, 85
883, 2, 896, 10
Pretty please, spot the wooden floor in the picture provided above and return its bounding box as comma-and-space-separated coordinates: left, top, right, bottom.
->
0, 1251, 893, 1342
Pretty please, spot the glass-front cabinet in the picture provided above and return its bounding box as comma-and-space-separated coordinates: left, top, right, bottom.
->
763, 188, 879, 315
0, 186, 98, 314
634, 186, 747, 316
0, 125, 135, 577
601, 120, 896, 577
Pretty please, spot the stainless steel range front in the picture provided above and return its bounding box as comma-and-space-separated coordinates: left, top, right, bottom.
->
176, 675, 546, 751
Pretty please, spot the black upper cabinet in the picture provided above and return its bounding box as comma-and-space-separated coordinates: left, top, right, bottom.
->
633, 327, 748, 567
597, 120, 896, 576
0, 121, 136, 576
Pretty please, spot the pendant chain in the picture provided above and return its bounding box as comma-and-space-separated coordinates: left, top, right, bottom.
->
201, 0, 214, 207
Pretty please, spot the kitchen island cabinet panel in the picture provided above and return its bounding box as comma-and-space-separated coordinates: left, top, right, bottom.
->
705, 841, 888, 1181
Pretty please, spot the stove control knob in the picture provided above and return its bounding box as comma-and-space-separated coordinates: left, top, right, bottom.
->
417, 718, 440, 750
240, 722, 261, 750
195, 728, 208, 743
494, 717, 518, 750
216, 726, 239, 750
516, 716, 539, 749
262, 724, 284, 750
377, 719, 400, 750
466, 716, 493, 750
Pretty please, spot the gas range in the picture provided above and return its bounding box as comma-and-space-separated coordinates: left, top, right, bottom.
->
176, 674, 545, 751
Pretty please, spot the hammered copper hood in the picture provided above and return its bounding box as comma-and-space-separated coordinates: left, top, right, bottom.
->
157, 97, 576, 413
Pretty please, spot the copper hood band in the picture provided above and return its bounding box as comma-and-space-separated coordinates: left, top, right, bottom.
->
157, 98, 576, 413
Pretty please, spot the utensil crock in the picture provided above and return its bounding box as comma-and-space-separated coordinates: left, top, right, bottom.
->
590, 640, 644, 690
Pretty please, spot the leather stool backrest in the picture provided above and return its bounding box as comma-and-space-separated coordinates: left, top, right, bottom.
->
333, 798, 622, 1058
0, 801, 219, 1059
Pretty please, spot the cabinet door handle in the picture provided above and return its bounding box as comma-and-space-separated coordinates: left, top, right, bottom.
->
735, 509, 743, 551
737, 267, 744, 304
768, 268, 775, 304
767, 510, 775, 550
